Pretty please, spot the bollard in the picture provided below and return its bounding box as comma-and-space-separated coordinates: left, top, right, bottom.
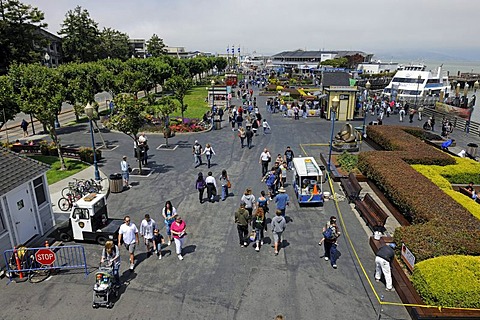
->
14, 247, 23, 279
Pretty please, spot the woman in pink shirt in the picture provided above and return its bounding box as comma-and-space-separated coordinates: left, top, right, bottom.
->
170, 216, 187, 261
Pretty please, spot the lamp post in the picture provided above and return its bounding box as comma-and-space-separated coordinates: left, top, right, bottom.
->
84, 103, 100, 181
456, 82, 461, 97
327, 96, 340, 173
474, 80, 479, 93
44, 52, 50, 68
414, 74, 422, 108
464, 83, 469, 97
211, 79, 215, 110
363, 81, 371, 137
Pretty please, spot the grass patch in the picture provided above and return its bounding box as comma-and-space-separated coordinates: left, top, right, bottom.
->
29, 156, 89, 185
175, 85, 211, 119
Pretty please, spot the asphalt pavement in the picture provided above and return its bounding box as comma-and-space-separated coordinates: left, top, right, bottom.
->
2, 91, 459, 320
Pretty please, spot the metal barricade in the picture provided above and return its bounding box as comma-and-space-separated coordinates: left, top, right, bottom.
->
3, 245, 89, 283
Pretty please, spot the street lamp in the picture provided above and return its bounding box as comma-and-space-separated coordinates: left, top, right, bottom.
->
44, 52, 50, 68
84, 103, 100, 181
363, 81, 371, 137
327, 96, 340, 173
456, 82, 461, 97
414, 74, 422, 108
464, 83, 469, 97
474, 80, 479, 93
211, 79, 215, 110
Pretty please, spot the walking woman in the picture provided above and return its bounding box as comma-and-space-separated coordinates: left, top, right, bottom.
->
219, 169, 230, 201
100, 240, 120, 285
241, 188, 256, 216
238, 127, 246, 148
257, 190, 269, 217
196, 172, 206, 204
202, 143, 216, 168
170, 216, 187, 261
252, 207, 267, 252
162, 201, 177, 246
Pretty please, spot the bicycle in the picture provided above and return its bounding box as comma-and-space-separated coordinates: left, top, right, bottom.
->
58, 192, 82, 212
6, 246, 52, 283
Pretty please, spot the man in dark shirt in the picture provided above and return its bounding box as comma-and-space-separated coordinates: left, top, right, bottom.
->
375, 243, 396, 291
246, 127, 254, 149
234, 202, 251, 247
284, 146, 295, 170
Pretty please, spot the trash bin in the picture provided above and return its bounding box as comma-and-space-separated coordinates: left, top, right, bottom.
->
109, 173, 123, 193
466, 143, 478, 158
214, 115, 221, 130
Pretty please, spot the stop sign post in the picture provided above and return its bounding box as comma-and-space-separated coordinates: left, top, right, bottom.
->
35, 248, 56, 265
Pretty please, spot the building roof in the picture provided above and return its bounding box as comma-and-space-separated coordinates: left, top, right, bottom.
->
271, 50, 369, 59
322, 72, 351, 87
0, 149, 50, 195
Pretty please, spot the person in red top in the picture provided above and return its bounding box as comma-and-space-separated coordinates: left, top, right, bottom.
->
170, 216, 187, 261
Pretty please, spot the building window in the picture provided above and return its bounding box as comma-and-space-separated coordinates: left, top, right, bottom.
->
17, 200, 24, 210
33, 176, 47, 206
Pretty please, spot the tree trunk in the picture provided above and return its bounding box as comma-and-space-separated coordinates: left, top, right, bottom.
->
49, 127, 66, 170
74, 110, 80, 122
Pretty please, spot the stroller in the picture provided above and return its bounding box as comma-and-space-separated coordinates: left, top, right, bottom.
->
92, 263, 118, 309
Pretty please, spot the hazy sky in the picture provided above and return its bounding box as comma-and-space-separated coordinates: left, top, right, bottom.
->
26, 0, 480, 59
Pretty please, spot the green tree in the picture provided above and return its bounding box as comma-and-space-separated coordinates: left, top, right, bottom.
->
214, 57, 228, 72
0, 74, 20, 130
147, 96, 179, 147
146, 34, 167, 57
107, 93, 148, 171
97, 58, 124, 97
98, 27, 131, 60
165, 75, 192, 121
59, 6, 100, 63
59, 61, 106, 121
0, 0, 47, 73
9, 63, 67, 169
320, 57, 348, 68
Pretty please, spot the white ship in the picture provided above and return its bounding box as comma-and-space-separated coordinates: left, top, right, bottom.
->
383, 64, 451, 103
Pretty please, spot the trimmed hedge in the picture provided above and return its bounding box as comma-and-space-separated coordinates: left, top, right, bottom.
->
359, 126, 480, 262
412, 256, 480, 308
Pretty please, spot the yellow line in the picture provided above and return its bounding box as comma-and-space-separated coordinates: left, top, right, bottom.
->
312, 152, 480, 312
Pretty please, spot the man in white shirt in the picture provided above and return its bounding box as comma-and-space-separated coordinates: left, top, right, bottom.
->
139, 214, 157, 257
205, 171, 217, 202
118, 215, 139, 270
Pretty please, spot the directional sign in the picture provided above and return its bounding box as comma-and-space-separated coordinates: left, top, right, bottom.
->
35, 248, 56, 265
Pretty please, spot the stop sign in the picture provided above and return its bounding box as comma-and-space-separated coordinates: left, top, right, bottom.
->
35, 248, 56, 265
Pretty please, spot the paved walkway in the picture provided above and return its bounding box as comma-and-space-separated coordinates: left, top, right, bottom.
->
7, 90, 480, 319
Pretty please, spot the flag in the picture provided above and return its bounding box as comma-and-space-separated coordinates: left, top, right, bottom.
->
238, 46, 240, 53
227, 46, 229, 53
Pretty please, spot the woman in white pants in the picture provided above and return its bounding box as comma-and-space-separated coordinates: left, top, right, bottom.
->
170, 216, 187, 261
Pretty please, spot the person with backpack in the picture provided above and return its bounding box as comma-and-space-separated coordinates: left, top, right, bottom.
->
319, 216, 341, 269
195, 172, 207, 203
252, 207, 267, 252
192, 140, 203, 168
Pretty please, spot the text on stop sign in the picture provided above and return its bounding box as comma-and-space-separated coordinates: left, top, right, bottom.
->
37, 253, 54, 260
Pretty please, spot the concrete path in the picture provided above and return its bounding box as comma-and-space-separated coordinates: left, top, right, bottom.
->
6, 89, 477, 319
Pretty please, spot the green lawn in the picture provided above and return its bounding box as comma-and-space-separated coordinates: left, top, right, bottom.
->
29, 156, 89, 185
173, 85, 211, 119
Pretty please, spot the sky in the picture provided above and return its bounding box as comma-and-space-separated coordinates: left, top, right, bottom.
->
26, 0, 480, 61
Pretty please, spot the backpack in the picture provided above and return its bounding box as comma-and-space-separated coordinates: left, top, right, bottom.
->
323, 226, 335, 240
254, 216, 264, 229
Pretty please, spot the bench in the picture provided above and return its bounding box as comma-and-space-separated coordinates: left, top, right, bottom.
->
354, 193, 388, 232
340, 172, 362, 202
458, 187, 480, 204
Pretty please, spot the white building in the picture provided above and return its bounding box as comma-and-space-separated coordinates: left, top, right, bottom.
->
0, 149, 54, 268
358, 62, 398, 74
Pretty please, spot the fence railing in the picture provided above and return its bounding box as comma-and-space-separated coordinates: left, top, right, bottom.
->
3, 245, 89, 283
422, 108, 480, 135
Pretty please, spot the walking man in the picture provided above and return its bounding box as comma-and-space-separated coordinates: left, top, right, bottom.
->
375, 243, 396, 291
284, 146, 295, 170
271, 210, 286, 255
192, 140, 203, 168
235, 202, 251, 247
120, 156, 131, 189
274, 187, 289, 217
259, 148, 271, 177
205, 171, 217, 202
139, 214, 157, 257
246, 127, 254, 149
118, 215, 139, 270
20, 119, 29, 137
